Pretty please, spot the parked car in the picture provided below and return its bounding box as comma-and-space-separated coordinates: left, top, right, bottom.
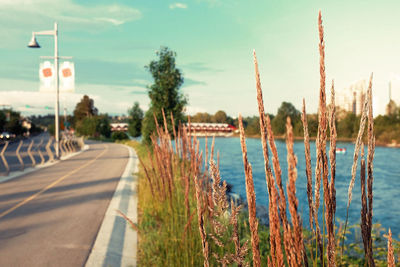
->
0, 132, 11, 139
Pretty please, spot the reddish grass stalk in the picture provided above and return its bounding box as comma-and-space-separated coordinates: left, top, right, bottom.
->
182, 209, 196, 241
387, 229, 395, 267
138, 156, 155, 198
286, 117, 306, 266
324, 80, 336, 266
360, 144, 371, 266
151, 136, 168, 200
161, 108, 168, 135
265, 115, 293, 263
210, 135, 215, 162
359, 75, 375, 267
147, 150, 162, 199
170, 111, 178, 154
341, 74, 371, 259
238, 114, 261, 267
194, 175, 209, 267
312, 11, 327, 265
301, 98, 314, 231
253, 50, 283, 266
153, 113, 162, 138
366, 74, 375, 267
117, 210, 140, 233
230, 199, 249, 266
315, 10, 326, 217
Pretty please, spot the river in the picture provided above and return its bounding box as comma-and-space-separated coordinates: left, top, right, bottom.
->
196, 137, 400, 238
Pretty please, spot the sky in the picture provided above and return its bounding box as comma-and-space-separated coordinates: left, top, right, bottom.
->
1, 0, 400, 117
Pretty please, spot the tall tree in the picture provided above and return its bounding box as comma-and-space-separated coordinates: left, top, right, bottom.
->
212, 110, 228, 123
142, 47, 187, 143
73, 95, 98, 125
191, 112, 212, 123
271, 102, 301, 135
128, 102, 144, 137
0, 111, 6, 133
2, 110, 25, 136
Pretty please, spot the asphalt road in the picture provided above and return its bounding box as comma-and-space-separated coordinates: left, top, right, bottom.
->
0, 142, 129, 266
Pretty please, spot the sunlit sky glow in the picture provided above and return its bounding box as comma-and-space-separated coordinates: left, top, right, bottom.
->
1, 0, 400, 117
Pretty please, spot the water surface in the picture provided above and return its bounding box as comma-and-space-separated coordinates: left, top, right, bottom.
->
196, 137, 400, 237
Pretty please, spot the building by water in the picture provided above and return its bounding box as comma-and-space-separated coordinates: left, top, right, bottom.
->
110, 123, 128, 132
186, 122, 238, 136
336, 79, 366, 115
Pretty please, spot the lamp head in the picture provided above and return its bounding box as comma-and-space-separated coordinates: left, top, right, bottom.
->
27, 34, 40, 48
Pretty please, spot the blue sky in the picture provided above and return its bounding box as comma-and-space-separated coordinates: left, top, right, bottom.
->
1, 0, 400, 116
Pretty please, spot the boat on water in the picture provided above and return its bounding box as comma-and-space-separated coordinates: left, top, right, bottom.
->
336, 148, 346, 154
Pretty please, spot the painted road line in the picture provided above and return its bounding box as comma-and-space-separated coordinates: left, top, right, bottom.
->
0, 144, 107, 219
85, 145, 138, 267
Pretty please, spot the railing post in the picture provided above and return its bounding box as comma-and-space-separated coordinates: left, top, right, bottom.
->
59, 139, 65, 157
80, 137, 85, 150
16, 140, 24, 171
37, 139, 45, 165
67, 139, 73, 153
28, 140, 36, 167
1, 141, 10, 176
62, 139, 68, 155
46, 137, 54, 162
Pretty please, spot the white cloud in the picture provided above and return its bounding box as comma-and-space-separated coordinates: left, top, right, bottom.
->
169, 3, 188, 9
185, 106, 206, 115
132, 79, 150, 86
0, 77, 150, 116
0, 90, 84, 115
0, 0, 141, 29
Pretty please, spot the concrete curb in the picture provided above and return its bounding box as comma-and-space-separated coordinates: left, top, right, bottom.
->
0, 144, 90, 184
85, 144, 138, 267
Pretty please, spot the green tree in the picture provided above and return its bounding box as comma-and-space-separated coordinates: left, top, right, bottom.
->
128, 102, 143, 137
0, 110, 6, 133
212, 110, 228, 123
76, 117, 98, 137
271, 102, 301, 135
73, 95, 98, 125
306, 114, 319, 137
111, 131, 129, 141
3, 110, 26, 136
75, 115, 111, 138
191, 112, 212, 123
97, 114, 111, 138
142, 47, 187, 143
243, 116, 260, 135
337, 112, 360, 138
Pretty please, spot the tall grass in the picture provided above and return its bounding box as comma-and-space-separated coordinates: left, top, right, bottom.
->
120, 11, 399, 267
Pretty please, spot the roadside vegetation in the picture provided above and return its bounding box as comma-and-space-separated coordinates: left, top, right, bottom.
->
120, 12, 400, 266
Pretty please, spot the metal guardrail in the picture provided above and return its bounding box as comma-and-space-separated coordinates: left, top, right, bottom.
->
0, 136, 85, 176
1, 142, 10, 176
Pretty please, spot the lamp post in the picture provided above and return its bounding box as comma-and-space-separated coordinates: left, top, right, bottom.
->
28, 22, 60, 159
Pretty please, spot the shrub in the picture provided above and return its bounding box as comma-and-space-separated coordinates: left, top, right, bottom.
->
111, 131, 129, 141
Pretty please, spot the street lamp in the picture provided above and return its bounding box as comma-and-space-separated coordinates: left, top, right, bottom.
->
28, 22, 60, 159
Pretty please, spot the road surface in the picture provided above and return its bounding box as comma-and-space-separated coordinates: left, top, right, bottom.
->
0, 142, 129, 266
